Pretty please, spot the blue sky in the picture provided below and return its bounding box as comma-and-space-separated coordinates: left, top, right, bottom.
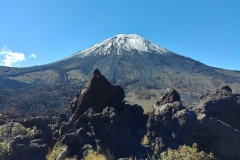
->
0, 1, 239, 70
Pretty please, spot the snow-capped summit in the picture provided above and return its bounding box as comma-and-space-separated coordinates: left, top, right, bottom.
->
70, 34, 170, 58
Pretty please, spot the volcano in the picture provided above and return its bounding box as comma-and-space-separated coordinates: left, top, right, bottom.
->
1, 34, 240, 114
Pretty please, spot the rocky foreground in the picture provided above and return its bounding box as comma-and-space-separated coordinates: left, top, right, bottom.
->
1, 69, 240, 159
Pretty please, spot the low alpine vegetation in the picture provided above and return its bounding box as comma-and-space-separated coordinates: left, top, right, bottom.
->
151, 143, 215, 160
0, 122, 37, 158
0, 140, 9, 158
0, 122, 37, 140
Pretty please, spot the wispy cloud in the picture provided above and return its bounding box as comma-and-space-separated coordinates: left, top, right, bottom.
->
29, 53, 37, 58
0, 46, 25, 67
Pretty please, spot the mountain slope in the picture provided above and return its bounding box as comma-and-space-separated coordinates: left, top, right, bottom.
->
1, 34, 240, 114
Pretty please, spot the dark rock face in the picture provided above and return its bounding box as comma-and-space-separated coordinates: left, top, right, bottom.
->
74, 106, 144, 158
71, 68, 124, 122
53, 69, 147, 159
147, 86, 240, 159
147, 89, 187, 151
195, 85, 240, 130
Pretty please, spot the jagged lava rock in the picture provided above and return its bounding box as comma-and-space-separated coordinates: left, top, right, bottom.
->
71, 68, 124, 122
75, 107, 143, 158
147, 88, 187, 150
54, 69, 147, 159
156, 88, 181, 106
7, 135, 48, 160
194, 85, 240, 130
147, 86, 240, 159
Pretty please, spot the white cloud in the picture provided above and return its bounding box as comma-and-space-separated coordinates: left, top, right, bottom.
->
0, 46, 25, 67
29, 53, 37, 58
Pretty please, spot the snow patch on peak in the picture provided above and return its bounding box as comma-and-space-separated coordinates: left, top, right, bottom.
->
69, 34, 170, 58
114, 34, 142, 39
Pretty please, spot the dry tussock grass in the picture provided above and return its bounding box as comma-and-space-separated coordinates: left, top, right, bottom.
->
141, 135, 149, 145
83, 150, 106, 160
46, 144, 67, 160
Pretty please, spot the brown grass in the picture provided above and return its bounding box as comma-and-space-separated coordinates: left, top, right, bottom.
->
83, 150, 106, 160
84, 149, 115, 160
141, 135, 149, 145
46, 144, 67, 160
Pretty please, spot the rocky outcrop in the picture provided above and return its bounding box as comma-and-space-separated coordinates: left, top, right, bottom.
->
156, 88, 181, 106
73, 106, 145, 158
194, 85, 240, 130
147, 88, 190, 150
147, 86, 240, 159
53, 69, 147, 159
70, 69, 124, 122
0, 115, 69, 160
6, 135, 48, 160
20, 116, 55, 144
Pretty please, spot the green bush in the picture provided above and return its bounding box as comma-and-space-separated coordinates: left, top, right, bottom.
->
0, 122, 37, 140
0, 122, 37, 158
0, 140, 9, 158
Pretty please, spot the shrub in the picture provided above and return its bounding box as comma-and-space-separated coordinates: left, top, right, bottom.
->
0, 140, 9, 158
25, 125, 37, 139
0, 122, 37, 140
0, 122, 37, 158
153, 143, 215, 160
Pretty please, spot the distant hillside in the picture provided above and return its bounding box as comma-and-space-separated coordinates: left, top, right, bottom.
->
1, 34, 240, 114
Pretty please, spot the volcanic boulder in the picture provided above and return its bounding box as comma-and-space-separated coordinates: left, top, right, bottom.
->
6, 135, 48, 160
147, 88, 189, 150
156, 88, 181, 106
147, 86, 240, 159
194, 85, 240, 130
